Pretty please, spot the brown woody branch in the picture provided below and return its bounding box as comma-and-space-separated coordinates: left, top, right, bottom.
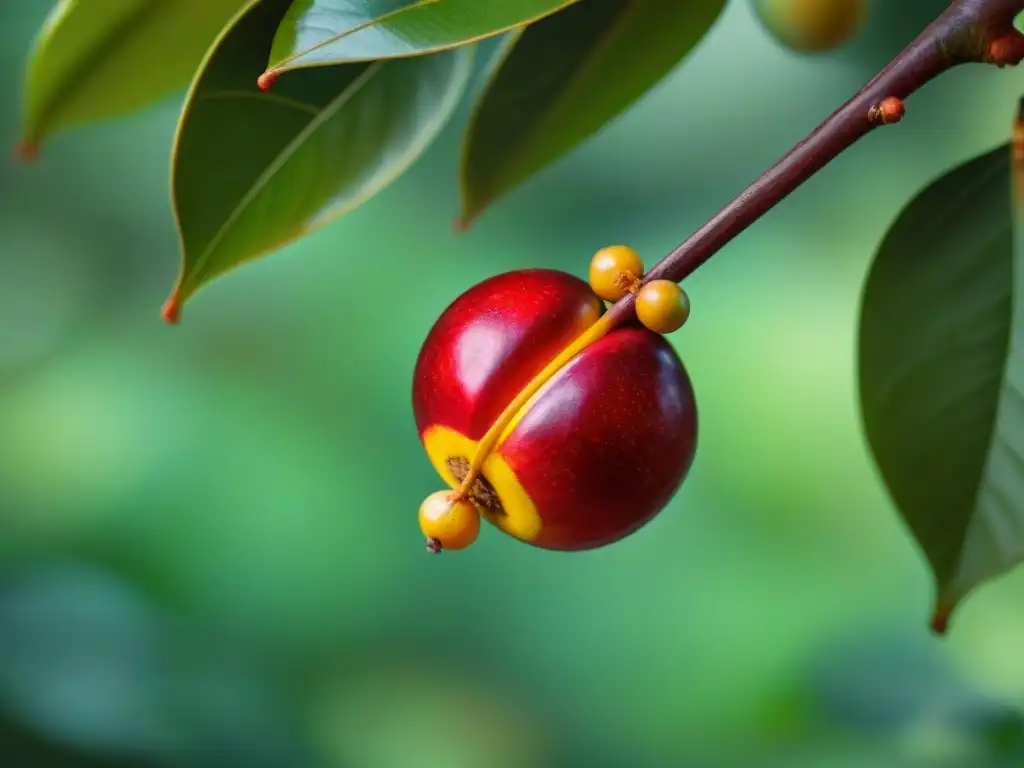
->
604, 0, 1024, 329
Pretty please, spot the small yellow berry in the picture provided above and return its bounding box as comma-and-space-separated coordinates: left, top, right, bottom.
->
589, 245, 644, 302
635, 280, 690, 334
418, 491, 480, 552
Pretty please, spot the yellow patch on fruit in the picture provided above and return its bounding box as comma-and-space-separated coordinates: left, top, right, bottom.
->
422, 425, 542, 542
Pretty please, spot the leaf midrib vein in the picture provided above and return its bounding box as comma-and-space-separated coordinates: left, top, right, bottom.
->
184, 61, 386, 289
202, 89, 322, 116
945, 150, 1018, 591
274, 0, 580, 69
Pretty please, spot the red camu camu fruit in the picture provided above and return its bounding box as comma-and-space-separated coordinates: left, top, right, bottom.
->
412, 268, 698, 552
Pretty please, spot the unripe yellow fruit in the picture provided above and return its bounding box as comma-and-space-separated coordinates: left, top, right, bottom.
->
752, 0, 867, 53
636, 280, 690, 334
589, 245, 644, 302
418, 491, 480, 552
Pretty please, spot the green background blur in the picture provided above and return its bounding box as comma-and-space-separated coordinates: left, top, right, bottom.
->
4, 1, 1024, 765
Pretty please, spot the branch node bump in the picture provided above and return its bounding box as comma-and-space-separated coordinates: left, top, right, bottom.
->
868, 97, 905, 125
987, 32, 1024, 67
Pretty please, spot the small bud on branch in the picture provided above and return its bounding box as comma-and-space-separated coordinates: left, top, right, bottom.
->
602, 0, 1024, 330
868, 97, 905, 125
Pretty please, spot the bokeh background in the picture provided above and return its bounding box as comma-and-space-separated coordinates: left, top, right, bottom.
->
4, 0, 1024, 765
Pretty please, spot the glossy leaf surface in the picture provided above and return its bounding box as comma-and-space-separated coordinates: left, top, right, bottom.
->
859, 142, 1024, 632
458, 0, 726, 226
167, 0, 472, 317
21, 0, 243, 149
266, 0, 575, 72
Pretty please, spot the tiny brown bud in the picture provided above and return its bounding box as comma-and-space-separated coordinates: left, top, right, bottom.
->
869, 97, 904, 125
988, 34, 1024, 68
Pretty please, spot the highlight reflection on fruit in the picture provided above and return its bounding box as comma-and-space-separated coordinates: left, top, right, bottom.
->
412, 266, 698, 552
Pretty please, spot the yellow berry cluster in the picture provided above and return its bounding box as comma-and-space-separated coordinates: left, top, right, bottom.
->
588, 245, 690, 334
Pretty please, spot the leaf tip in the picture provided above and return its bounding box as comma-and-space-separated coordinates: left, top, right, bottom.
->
929, 593, 956, 637
161, 294, 181, 325
456, 201, 486, 232
257, 70, 278, 92
14, 139, 39, 163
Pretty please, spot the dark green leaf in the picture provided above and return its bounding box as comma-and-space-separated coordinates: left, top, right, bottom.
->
165, 0, 472, 319
858, 143, 1023, 633
21, 0, 244, 151
265, 0, 575, 73
458, 0, 726, 226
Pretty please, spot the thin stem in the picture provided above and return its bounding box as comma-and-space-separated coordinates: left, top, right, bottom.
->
604, 0, 1024, 329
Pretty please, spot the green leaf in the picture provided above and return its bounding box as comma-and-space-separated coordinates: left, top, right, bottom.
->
21, 0, 244, 152
165, 0, 472, 320
858, 142, 1023, 634
264, 0, 576, 74
458, 0, 726, 227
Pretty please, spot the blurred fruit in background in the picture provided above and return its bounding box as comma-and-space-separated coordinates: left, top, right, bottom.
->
752, 0, 867, 53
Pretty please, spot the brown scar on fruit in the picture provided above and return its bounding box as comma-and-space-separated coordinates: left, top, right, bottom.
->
445, 456, 505, 515
867, 97, 905, 125
425, 536, 442, 553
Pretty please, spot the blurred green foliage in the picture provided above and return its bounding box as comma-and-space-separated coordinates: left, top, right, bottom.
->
3, 0, 1024, 765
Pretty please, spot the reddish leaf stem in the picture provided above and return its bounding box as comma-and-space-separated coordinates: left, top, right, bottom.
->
603, 0, 1024, 328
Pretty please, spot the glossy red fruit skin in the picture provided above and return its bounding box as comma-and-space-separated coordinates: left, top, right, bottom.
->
413, 269, 603, 441
413, 269, 697, 551
503, 327, 697, 550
